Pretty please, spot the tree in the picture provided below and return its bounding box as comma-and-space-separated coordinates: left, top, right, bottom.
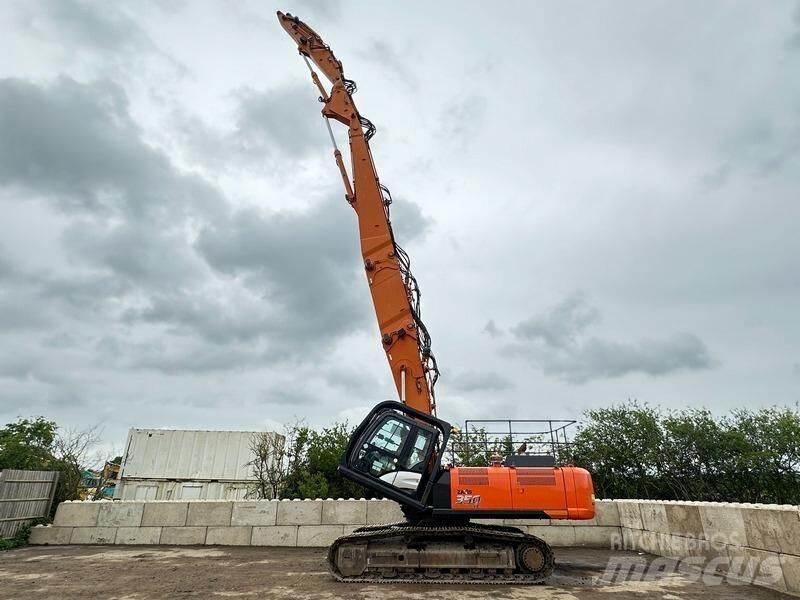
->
248, 431, 287, 499
0, 417, 57, 471
0, 417, 105, 514
51, 425, 102, 505
282, 422, 370, 499
567, 401, 800, 504
568, 402, 665, 499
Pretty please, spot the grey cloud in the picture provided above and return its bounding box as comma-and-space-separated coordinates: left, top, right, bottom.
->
534, 333, 714, 384
61, 220, 204, 289
449, 371, 514, 393
512, 292, 600, 349
281, 0, 342, 23
37, 273, 130, 314
16, 0, 154, 55
483, 320, 503, 338
195, 197, 365, 345
789, 2, 800, 49
263, 388, 319, 407
123, 292, 275, 346
439, 94, 487, 143
233, 85, 327, 159
12, 0, 185, 75
504, 294, 714, 384
324, 368, 381, 396
193, 196, 431, 349
0, 293, 52, 332
172, 85, 328, 168
0, 355, 56, 385
127, 342, 258, 375
387, 195, 432, 244
714, 117, 800, 180
358, 41, 418, 89
0, 77, 222, 221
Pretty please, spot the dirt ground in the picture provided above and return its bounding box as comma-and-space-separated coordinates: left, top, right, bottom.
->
0, 545, 791, 599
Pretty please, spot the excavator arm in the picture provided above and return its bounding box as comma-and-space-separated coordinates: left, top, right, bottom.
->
277, 11, 438, 415
277, 12, 596, 584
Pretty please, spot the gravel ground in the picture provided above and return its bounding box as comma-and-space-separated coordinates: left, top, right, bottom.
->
0, 545, 791, 599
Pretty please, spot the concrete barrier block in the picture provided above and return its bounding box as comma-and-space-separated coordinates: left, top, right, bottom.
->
232, 501, 277, 526
621, 527, 638, 551
665, 503, 704, 538
115, 527, 162, 545
595, 501, 621, 527
186, 502, 233, 527
699, 505, 746, 547
639, 502, 669, 534
505, 518, 552, 526
297, 525, 345, 547
658, 534, 687, 560
572, 526, 621, 548
617, 501, 644, 530
70, 527, 117, 544
727, 546, 787, 592
366, 500, 404, 525
691, 539, 732, 575
206, 526, 252, 546
635, 530, 659, 555
142, 502, 188, 527
160, 527, 207, 545
742, 507, 800, 555
342, 525, 361, 536
654, 533, 677, 557
528, 525, 576, 547
54, 502, 101, 527
553, 503, 619, 527
98, 502, 144, 527
277, 500, 322, 525
780, 553, 800, 595
29, 526, 73, 545
322, 499, 367, 525
252, 525, 298, 546
472, 518, 505, 526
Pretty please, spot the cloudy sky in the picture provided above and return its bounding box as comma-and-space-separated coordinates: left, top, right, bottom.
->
1, 1, 799, 449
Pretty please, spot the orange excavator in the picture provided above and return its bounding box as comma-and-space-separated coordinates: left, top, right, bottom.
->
277, 12, 595, 583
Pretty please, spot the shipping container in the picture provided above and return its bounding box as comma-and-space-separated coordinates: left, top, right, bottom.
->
116, 429, 283, 501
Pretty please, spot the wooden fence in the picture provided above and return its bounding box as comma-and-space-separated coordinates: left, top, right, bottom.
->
0, 470, 59, 538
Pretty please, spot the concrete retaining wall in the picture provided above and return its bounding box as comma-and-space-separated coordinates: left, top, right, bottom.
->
615, 500, 800, 596
30, 498, 800, 596
29, 498, 621, 549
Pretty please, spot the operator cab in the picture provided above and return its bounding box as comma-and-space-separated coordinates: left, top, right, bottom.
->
354, 413, 433, 491
339, 401, 451, 511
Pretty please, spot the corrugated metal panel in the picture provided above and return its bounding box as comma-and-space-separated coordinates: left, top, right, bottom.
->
118, 479, 253, 501
120, 429, 282, 481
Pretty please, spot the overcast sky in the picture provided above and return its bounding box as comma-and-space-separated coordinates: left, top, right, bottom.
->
1, 1, 799, 449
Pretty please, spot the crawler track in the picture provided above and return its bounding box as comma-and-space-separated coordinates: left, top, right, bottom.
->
327, 521, 554, 584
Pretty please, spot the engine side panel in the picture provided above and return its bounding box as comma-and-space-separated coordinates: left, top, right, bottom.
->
450, 466, 513, 510
448, 465, 595, 519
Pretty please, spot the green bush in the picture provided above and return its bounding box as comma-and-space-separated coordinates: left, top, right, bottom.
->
0, 518, 49, 551
567, 402, 800, 503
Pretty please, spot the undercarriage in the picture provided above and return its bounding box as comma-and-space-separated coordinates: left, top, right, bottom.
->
328, 520, 554, 584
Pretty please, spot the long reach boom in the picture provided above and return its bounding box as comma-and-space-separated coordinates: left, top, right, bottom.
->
277, 11, 438, 416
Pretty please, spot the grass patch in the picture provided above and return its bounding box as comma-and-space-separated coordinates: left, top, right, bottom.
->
0, 518, 49, 551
